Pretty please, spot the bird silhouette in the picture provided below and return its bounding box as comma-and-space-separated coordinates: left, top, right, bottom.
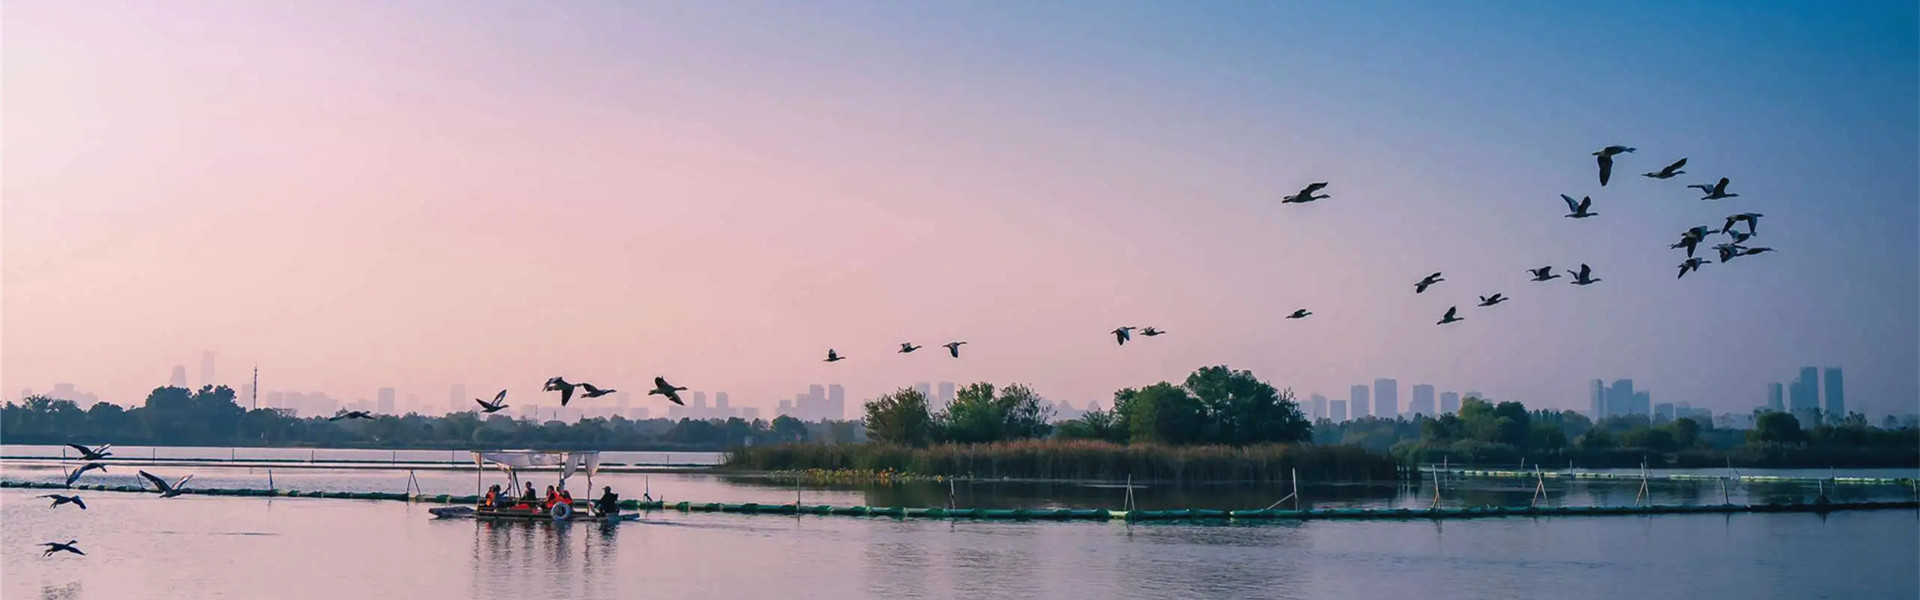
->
1740, 247, 1777, 257
544, 377, 580, 406
1477, 294, 1508, 307
1437, 306, 1465, 325
578, 383, 617, 399
942, 341, 968, 357
1678, 257, 1711, 279
64, 463, 106, 487
1724, 212, 1763, 235
329, 410, 374, 422
39, 494, 86, 510
475, 390, 508, 414
1714, 243, 1747, 263
1415, 272, 1445, 294
1568, 264, 1602, 286
1281, 182, 1330, 204
1726, 230, 1754, 244
1286, 309, 1312, 319
1689, 177, 1738, 200
1641, 157, 1687, 179
824, 349, 846, 362
65, 444, 112, 461
1138, 328, 1164, 337
138, 470, 194, 498
41, 541, 83, 558
1527, 267, 1561, 282
1671, 232, 1706, 258
1111, 327, 1135, 346
648, 377, 687, 405
898, 342, 920, 354
1561, 194, 1597, 219
1594, 145, 1635, 186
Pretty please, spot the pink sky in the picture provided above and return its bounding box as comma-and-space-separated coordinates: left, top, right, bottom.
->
6, 2, 1914, 416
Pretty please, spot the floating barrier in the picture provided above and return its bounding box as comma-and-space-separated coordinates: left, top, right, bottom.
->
6, 479, 1915, 522
1421, 468, 1915, 486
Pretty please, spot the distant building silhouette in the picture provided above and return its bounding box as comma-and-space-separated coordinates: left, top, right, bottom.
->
1634, 391, 1651, 416
1655, 402, 1674, 421
1766, 382, 1785, 412
937, 382, 956, 408
1589, 380, 1607, 417
913, 382, 931, 401
1789, 367, 1820, 424
1373, 379, 1399, 419
169, 365, 188, 388
1409, 384, 1435, 417
1349, 385, 1370, 419
1308, 394, 1328, 421
41, 383, 99, 407
1330, 400, 1348, 422
1439, 391, 1460, 414
827, 384, 845, 421
1823, 367, 1845, 422
1464, 391, 1485, 402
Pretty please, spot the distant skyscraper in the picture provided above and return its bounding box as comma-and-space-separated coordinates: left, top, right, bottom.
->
1655, 403, 1674, 421
1330, 400, 1349, 422
199, 351, 216, 388
913, 382, 931, 400
1789, 367, 1819, 423
376, 387, 396, 414
169, 365, 188, 388
827, 384, 846, 421
692, 392, 708, 409
1373, 379, 1399, 419
1439, 391, 1460, 414
1766, 383, 1785, 412
1607, 379, 1635, 417
1409, 384, 1435, 417
1633, 391, 1651, 416
1823, 367, 1845, 421
715, 392, 730, 409
1308, 394, 1328, 421
937, 382, 956, 408
1590, 380, 1607, 418
1349, 385, 1370, 418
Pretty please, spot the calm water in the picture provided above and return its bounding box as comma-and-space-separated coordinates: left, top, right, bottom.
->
0, 444, 724, 466
4, 457, 1918, 600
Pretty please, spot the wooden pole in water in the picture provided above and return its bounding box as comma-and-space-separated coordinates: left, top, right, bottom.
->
1719, 478, 1729, 505
1292, 468, 1300, 511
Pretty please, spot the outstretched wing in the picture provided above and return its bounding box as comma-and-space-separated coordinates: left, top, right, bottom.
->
65, 443, 94, 457
138, 470, 170, 492
1597, 154, 1613, 186
493, 390, 507, 403
173, 474, 194, 491
1666, 157, 1687, 173
1560, 194, 1579, 213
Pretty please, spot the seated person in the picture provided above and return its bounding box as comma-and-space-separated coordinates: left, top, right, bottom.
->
522, 482, 537, 503
543, 485, 559, 509
594, 486, 620, 516
482, 485, 501, 508
557, 486, 574, 507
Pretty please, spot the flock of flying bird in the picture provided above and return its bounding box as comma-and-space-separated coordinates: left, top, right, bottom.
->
34, 145, 1775, 560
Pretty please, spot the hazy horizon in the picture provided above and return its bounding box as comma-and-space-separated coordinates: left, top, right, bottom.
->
7, 2, 1916, 419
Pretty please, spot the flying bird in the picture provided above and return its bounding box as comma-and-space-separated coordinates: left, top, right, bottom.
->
1724, 212, 1763, 235
475, 390, 508, 414
1437, 306, 1465, 325
137, 470, 194, 498
578, 383, 617, 399
1286, 309, 1312, 319
1690, 177, 1738, 200
1111, 327, 1135, 346
329, 410, 374, 422
942, 341, 968, 357
1678, 257, 1711, 279
1281, 182, 1330, 204
1641, 157, 1687, 179
1138, 328, 1164, 337
1561, 194, 1597, 219
1594, 145, 1635, 186
65, 444, 112, 461
38, 494, 86, 510
41, 541, 83, 558
1477, 293, 1508, 307
543, 377, 580, 406
1568, 264, 1602, 286
1527, 267, 1561, 282
1714, 243, 1747, 263
648, 377, 687, 405
1726, 230, 1754, 244
1415, 272, 1445, 294
1740, 247, 1777, 257
824, 349, 845, 362
65, 463, 106, 487
898, 342, 920, 354
1671, 232, 1706, 258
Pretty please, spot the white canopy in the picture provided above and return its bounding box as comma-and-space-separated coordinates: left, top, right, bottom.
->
472, 450, 602, 479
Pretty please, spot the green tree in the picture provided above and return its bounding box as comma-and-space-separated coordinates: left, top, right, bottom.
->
1183, 366, 1311, 444
997, 383, 1054, 440
1750, 411, 1806, 444
940, 383, 1002, 443
770, 415, 809, 442
864, 386, 935, 447
1122, 383, 1205, 444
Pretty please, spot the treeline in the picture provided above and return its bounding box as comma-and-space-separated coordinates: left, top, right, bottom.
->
726, 440, 1395, 483
1, 385, 860, 451
1315, 398, 1918, 468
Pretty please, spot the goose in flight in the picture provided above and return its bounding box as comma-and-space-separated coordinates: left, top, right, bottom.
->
1437, 306, 1465, 325
39, 494, 86, 510
329, 410, 374, 422
475, 390, 508, 414
1726, 230, 1754, 244
65, 463, 106, 487
1594, 145, 1635, 186
1138, 328, 1164, 337
1111, 327, 1135, 346
1281, 182, 1330, 204
1678, 257, 1711, 279
1561, 194, 1597, 219
1740, 246, 1777, 257
1415, 272, 1445, 294
1568, 264, 1601, 285
138, 470, 194, 498
578, 382, 617, 399
1286, 309, 1312, 319
824, 349, 846, 362
1689, 177, 1738, 200
65, 444, 112, 461
942, 341, 968, 357
1641, 157, 1687, 179
898, 342, 920, 354
1477, 293, 1508, 307
1714, 243, 1747, 263
1528, 266, 1561, 282
1671, 232, 1706, 258
41, 541, 83, 558
648, 377, 687, 405
543, 377, 580, 406
1724, 212, 1763, 235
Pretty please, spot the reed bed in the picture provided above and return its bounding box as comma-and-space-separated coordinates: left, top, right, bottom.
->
724, 440, 1396, 483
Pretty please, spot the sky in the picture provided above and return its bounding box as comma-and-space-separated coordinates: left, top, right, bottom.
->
5, 1, 1916, 418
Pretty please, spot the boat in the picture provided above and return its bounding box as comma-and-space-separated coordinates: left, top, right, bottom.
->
429, 450, 636, 522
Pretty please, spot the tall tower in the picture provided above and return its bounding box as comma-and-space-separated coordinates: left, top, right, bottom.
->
169, 366, 189, 388
1372, 379, 1399, 419
1822, 367, 1845, 422
1349, 384, 1370, 418
1766, 382, 1784, 412
1410, 384, 1435, 417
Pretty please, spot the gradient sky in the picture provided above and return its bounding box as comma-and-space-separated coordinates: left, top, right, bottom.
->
5, 1, 1916, 417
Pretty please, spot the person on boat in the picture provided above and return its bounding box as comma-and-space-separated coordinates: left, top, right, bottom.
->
544, 485, 559, 509
522, 482, 537, 504
594, 486, 620, 517
557, 486, 574, 507
482, 485, 501, 508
